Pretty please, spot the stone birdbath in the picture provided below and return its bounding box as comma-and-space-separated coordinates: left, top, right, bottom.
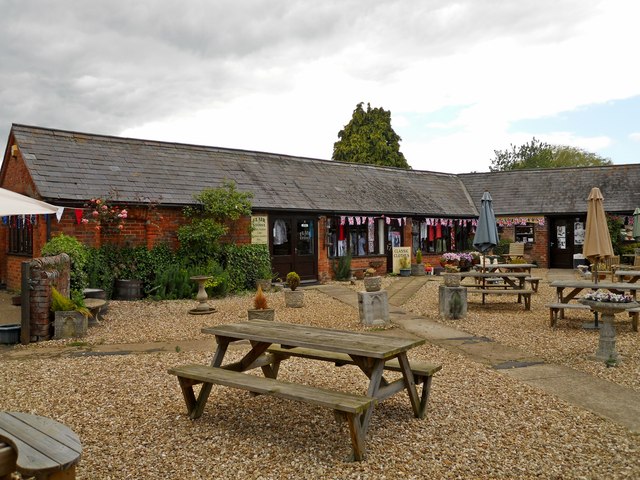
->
579, 298, 639, 363
189, 275, 216, 315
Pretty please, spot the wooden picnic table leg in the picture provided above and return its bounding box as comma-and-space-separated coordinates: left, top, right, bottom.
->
190, 338, 231, 419
396, 352, 422, 418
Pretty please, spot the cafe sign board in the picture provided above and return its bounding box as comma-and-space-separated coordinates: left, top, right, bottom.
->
251, 215, 268, 245
392, 246, 411, 274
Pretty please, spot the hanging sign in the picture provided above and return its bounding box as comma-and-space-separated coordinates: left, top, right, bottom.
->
251, 215, 268, 244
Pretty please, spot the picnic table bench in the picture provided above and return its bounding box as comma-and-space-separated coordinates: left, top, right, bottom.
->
169, 364, 373, 460
545, 302, 592, 327
0, 411, 82, 479
467, 288, 532, 310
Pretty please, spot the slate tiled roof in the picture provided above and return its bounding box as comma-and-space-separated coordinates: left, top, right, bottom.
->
7, 124, 478, 217
460, 165, 640, 215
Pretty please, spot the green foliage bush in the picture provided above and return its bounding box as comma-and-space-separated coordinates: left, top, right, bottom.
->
286, 271, 300, 291
41, 234, 89, 298
492, 238, 511, 257
221, 244, 272, 292
333, 254, 352, 281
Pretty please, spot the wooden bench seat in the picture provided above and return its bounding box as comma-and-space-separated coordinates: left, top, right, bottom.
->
168, 364, 374, 461
546, 302, 592, 327
467, 289, 532, 310
525, 276, 542, 292
0, 411, 82, 480
267, 345, 441, 415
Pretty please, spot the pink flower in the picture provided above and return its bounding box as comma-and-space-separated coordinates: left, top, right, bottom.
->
81, 218, 89, 224
118, 224, 124, 230
95, 199, 101, 205
92, 211, 99, 217
101, 205, 108, 211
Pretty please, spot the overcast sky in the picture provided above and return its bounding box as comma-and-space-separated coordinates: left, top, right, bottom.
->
1, 0, 639, 173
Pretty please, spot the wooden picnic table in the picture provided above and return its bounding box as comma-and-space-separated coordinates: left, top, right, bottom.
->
613, 269, 640, 283
549, 280, 640, 303
169, 320, 438, 461
458, 271, 533, 309
483, 263, 537, 275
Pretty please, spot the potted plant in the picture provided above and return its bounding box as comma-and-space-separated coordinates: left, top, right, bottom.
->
247, 285, 275, 320
399, 256, 411, 277
50, 287, 91, 339
255, 263, 274, 292
284, 272, 304, 308
363, 267, 382, 292
411, 250, 425, 276
442, 264, 461, 287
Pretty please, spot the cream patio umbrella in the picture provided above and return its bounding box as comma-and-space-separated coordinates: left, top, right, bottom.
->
0, 188, 62, 216
583, 187, 614, 282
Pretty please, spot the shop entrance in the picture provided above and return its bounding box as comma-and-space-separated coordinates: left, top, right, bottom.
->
270, 215, 317, 282
549, 216, 585, 268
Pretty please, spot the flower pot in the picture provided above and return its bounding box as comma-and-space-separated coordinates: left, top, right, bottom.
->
0, 324, 21, 344
53, 311, 88, 339
443, 273, 461, 287
284, 289, 304, 308
411, 264, 425, 276
363, 276, 382, 292
247, 308, 275, 321
399, 268, 411, 277
256, 279, 271, 292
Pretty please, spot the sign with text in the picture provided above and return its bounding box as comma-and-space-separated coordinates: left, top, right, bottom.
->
392, 246, 411, 274
251, 215, 269, 244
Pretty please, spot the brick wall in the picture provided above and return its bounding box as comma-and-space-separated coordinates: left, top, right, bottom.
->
28, 254, 70, 342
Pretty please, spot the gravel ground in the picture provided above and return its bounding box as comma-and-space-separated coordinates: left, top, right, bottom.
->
1, 281, 639, 479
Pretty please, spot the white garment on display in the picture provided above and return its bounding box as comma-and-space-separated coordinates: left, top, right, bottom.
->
273, 219, 288, 245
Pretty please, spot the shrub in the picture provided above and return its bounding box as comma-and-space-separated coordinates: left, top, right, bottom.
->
221, 244, 272, 292
50, 286, 90, 317
333, 254, 352, 281
415, 250, 422, 264
286, 272, 301, 291
253, 285, 268, 309
41, 234, 89, 297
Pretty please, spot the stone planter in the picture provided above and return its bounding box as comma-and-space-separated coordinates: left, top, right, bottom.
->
54, 311, 88, 339
284, 289, 304, 308
256, 279, 272, 292
399, 268, 411, 277
247, 308, 275, 321
0, 324, 21, 344
363, 276, 382, 292
443, 273, 461, 287
411, 264, 425, 276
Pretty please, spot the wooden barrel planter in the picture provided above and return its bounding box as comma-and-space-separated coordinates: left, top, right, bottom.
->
114, 279, 143, 300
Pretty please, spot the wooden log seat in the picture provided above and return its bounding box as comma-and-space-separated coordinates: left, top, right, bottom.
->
546, 303, 592, 327
168, 364, 374, 461
0, 411, 82, 480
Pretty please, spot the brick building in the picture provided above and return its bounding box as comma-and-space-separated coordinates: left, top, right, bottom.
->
1, 124, 639, 291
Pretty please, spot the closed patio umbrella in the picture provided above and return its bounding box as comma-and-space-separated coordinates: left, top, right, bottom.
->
633, 207, 640, 241
0, 188, 62, 216
583, 187, 614, 283
473, 191, 499, 271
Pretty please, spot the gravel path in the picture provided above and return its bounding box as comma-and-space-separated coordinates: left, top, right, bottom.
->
1, 283, 639, 479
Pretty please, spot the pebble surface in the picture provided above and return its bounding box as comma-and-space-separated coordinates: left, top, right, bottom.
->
1, 278, 639, 479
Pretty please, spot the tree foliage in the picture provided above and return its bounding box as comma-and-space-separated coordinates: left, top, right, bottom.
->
333, 102, 410, 169
489, 137, 612, 172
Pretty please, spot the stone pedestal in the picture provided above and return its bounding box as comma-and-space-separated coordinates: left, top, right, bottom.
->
439, 285, 467, 320
358, 291, 389, 326
580, 300, 639, 363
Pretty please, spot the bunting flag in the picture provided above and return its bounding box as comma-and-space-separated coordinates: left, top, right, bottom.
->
75, 209, 84, 224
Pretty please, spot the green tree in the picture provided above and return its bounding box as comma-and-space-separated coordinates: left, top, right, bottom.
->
333, 102, 410, 169
489, 137, 611, 171
177, 181, 253, 265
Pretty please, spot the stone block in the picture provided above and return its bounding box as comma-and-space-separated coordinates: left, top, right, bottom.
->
54, 311, 88, 339
438, 285, 467, 320
358, 291, 390, 326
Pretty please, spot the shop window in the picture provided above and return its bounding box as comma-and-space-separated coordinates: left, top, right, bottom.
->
515, 223, 535, 244
327, 216, 380, 257
8, 216, 33, 255
415, 218, 474, 254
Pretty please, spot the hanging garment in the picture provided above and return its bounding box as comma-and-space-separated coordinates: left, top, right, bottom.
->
273, 219, 288, 245
436, 221, 442, 239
